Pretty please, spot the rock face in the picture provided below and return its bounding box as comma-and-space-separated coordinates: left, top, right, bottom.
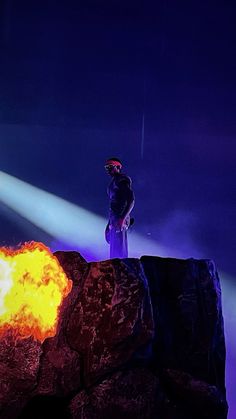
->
66, 259, 154, 387
0, 253, 228, 419
141, 256, 227, 419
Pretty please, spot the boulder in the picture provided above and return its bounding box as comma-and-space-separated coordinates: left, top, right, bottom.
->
0, 252, 228, 419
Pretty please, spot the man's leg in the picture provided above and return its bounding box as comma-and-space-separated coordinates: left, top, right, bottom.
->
110, 228, 128, 258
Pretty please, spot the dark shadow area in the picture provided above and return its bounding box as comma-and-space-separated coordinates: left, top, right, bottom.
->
18, 395, 71, 419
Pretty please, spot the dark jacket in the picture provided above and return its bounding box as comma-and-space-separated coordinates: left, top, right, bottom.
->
107, 173, 134, 221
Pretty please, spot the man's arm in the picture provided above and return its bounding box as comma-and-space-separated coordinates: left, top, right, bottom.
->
116, 177, 135, 230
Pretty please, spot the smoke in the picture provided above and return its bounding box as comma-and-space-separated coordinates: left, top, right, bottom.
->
144, 208, 204, 260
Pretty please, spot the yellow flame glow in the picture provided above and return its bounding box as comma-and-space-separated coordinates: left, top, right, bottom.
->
0, 242, 72, 342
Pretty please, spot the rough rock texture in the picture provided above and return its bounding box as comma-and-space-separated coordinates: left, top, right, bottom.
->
54, 251, 88, 286
70, 368, 163, 419
36, 257, 83, 397
141, 257, 227, 392
0, 333, 42, 418
66, 259, 154, 386
0, 253, 228, 419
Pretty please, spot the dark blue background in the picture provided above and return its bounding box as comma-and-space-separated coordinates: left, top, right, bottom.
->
0, 0, 235, 274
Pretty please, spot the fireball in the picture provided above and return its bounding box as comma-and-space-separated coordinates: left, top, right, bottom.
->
0, 242, 72, 342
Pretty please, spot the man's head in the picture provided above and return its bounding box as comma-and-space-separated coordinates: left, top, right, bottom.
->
104, 157, 122, 176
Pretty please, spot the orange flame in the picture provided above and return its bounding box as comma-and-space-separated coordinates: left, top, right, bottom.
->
0, 242, 72, 342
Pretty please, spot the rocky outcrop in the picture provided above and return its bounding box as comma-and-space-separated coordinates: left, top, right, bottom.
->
141, 257, 227, 394
66, 259, 154, 387
0, 253, 228, 419
0, 333, 42, 418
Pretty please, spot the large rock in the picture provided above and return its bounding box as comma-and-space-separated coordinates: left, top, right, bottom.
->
34, 251, 87, 397
66, 258, 154, 386
140, 257, 227, 395
69, 368, 163, 419
0, 252, 228, 419
0, 332, 42, 418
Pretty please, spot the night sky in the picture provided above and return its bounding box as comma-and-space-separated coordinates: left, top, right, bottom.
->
0, 0, 236, 416
0, 1, 235, 274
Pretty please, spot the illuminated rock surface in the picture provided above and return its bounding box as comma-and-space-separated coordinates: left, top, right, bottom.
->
0, 251, 228, 419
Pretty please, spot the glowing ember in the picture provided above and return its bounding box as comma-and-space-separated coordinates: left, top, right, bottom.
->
0, 242, 72, 342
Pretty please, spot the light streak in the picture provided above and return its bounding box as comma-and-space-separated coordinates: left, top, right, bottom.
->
0, 170, 168, 260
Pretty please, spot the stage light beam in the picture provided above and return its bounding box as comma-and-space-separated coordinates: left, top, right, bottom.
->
0, 171, 167, 259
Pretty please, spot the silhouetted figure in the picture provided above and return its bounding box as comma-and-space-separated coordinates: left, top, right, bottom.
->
105, 158, 135, 258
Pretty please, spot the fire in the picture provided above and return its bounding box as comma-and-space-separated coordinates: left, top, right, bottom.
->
0, 242, 72, 342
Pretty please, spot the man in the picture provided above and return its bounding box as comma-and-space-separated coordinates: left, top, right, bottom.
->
105, 157, 135, 258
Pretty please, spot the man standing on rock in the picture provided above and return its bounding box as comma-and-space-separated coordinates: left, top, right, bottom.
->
105, 157, 135, 259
